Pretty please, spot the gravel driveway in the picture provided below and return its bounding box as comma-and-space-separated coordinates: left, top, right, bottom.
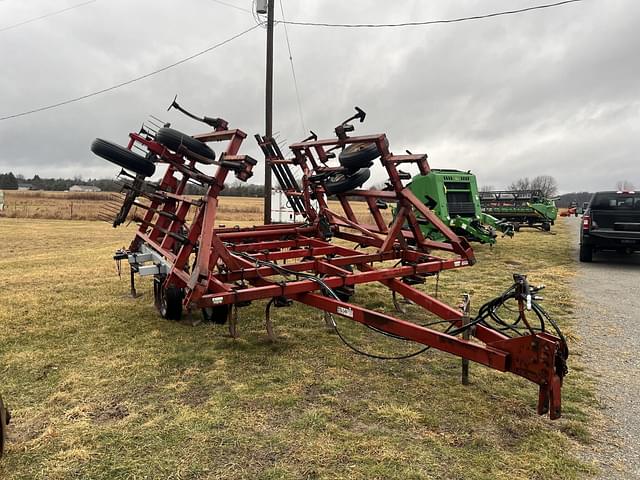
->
569, 216, 640, 478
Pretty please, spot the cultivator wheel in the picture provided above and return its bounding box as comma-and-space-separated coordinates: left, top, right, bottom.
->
323, 168, 371, 195
154, 278, 183, 321
155, 127, 216, 162
202, 305, 231, 324
339, 142, 380, 170
91, 139, 156, 177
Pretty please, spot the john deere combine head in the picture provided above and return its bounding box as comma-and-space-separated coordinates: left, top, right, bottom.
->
406, 169, 513, 244
479, 190, 558, 231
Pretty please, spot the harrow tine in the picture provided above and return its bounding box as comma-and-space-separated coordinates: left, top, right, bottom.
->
149, 115, 168, 127
143, 123, 158, 134
132, 201, 182, 222
117, 168, 137, 180
132, 144, 147, 155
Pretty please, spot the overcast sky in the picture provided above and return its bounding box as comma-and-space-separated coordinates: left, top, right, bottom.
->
0, 0, 638, 193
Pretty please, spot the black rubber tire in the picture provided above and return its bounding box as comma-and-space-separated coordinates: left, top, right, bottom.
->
338, 139, 387, 170
155, 127, 215, 162
579, 244, 593, 262
513, 223, 521, 232
91, 138, 156, 177
202, 305, 231, 324
542, 222, 551, 232
324, 168, 371, 195
158, 284, 183, 320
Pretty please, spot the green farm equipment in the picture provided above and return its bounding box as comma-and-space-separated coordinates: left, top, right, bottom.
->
404, 169, 513, 244
479, 190, 558, 232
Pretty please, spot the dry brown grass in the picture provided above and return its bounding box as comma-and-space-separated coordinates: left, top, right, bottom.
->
0, 191, 383, 224
0, 216, 597, 479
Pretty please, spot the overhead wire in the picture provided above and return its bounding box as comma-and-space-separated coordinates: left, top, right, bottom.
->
206, 0, 252, 14
0, 23, 263, 121
278, 0, 306, 135
278, 0, 584, 28
0, 0, 586, 121
0, 0, 99, 33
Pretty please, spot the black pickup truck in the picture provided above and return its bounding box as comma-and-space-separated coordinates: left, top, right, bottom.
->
580, 190, 640, 262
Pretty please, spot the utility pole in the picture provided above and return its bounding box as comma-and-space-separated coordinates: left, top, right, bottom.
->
263, 0, 275, 224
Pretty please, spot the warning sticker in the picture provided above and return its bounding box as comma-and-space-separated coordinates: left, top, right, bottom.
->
337, 306, 354, 318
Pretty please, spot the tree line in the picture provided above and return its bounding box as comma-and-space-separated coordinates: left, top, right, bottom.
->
480, 175, 559, 198
0, 172, 266, 197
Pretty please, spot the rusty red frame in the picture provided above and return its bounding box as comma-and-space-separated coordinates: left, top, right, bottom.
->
116, 120, 566, 419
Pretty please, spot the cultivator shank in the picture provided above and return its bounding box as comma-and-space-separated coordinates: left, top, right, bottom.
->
92, 106, 568, 419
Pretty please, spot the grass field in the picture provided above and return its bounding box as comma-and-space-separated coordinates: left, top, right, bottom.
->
0, 191, 378, 224
0, 216, 596, 479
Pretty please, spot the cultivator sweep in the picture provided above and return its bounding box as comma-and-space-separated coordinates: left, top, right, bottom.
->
91, 103, 568, 419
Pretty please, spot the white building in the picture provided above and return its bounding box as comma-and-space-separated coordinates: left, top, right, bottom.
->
69, 185, 101, 193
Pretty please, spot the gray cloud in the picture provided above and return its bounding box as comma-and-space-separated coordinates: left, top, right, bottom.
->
0, 0, 638, 193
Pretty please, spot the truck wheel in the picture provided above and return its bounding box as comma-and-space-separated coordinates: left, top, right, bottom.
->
158, 283, 183, 320
91, 138, 156, 177
542, 223, 551, 232
579, 244, 593, 262
156, 127, 216, 162
202, 305, 231, 324
324, 168, 371, 195
513, 223, 521, 232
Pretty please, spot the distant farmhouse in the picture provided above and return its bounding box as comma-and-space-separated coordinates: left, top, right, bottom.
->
69, 185, 101, 193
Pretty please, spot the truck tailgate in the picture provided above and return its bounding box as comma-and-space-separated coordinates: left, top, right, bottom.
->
592, 209, 640, 229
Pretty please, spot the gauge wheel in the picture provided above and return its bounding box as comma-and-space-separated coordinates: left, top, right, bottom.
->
338, 138, 388, 170
155, 127, 216, 162
202, 305, 231, 324
91, 138, 156, 177
157, 282, 183, 320
324, 168, 371, 195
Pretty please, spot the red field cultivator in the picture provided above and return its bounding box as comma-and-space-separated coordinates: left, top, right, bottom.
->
91, 103, 568, 419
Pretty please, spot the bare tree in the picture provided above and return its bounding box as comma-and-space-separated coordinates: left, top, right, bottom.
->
531, 175, 558, 198
509, 175, 558, 198
508, 177, 531, 191
616, 180, 635, 191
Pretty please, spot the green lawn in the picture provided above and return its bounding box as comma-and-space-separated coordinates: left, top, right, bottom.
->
0, 218, 595, 479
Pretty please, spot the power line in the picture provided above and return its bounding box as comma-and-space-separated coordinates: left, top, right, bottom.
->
278, 0, 584, 28
207, 0, 252, 14
278, 0, 305, 135
0, 24, 262, 121
0, 0, 99, 34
